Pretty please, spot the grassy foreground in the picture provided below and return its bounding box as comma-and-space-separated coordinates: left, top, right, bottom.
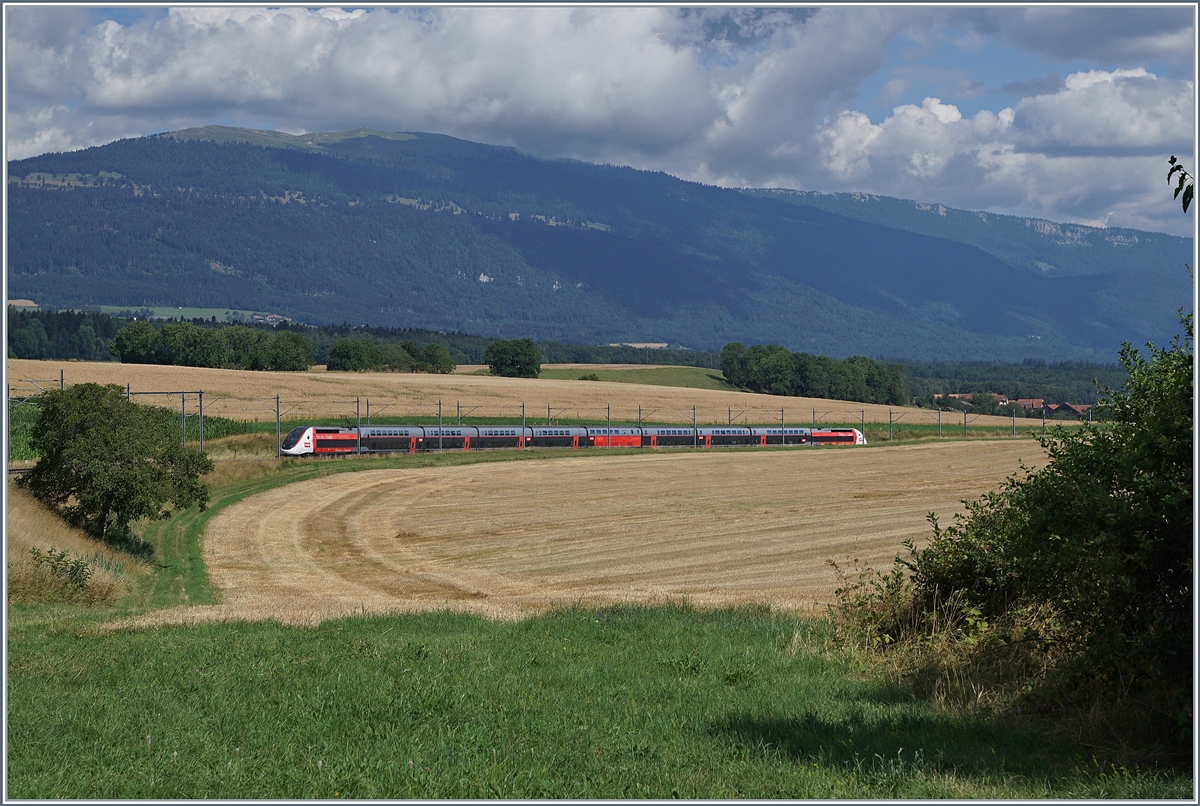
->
8, 605, 1187, 799
7, 448, 1188, 798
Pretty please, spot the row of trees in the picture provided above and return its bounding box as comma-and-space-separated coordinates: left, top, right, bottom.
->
326, 337, 455, 373
7, 307, 122, 362
109, 321, 313, 371
720, 343, 909, 405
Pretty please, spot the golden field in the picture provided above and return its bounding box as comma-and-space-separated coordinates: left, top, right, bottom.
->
7, 358, 1028, 427
119, 439, 1044, 628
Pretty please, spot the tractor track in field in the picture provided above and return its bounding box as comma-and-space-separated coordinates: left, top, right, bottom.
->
114, 440, 1044, 628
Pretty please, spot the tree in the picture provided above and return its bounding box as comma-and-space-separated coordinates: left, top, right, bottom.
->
266, 331, 313, 371
720, 342, 750, 387
109, 321, 162, 364
17, 384, 213, 554
220, 325, 270, 369
485, 338, 540, 378
422, 343, 456, 374
10, 320, 50, 359
160, 322, 224, 368
327, 337, 383, 371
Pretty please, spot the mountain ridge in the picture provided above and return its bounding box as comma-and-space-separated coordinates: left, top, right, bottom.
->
7, 127, 1191, 361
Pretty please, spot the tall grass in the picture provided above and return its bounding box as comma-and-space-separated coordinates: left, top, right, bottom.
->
7, 481, 149, 606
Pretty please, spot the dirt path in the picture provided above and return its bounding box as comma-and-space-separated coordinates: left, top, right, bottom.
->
120, 440, 1042, 627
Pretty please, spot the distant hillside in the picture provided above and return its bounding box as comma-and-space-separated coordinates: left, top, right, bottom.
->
742, 188, 1188, 278
7, 126, 1192, 361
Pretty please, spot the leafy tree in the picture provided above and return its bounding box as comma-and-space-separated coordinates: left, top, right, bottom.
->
17, 384, 213, 554
109, 320, 162, 364
485, 338, 540, 378
720, 342, 750, 387
379, 343, 418, 372
160, 322, 224, 368
422, 342, 456, 374
10, 320, 50, 359
266, 331, 313, 371
216, 326, 263, 369
327, 337, 384, 371
70, 324, 101, 361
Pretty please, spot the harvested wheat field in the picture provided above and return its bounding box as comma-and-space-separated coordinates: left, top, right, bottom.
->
7, 359, 1024, 427
123, 439, 1042, 628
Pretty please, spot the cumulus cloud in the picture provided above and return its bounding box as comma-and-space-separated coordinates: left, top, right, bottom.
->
816, 68, 1194, 234
3, 6, 1194, 235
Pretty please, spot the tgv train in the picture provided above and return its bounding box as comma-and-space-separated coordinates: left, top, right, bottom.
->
280, 424, 866, 456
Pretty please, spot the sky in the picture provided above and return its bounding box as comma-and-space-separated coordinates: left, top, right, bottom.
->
4, 5, 1197, 237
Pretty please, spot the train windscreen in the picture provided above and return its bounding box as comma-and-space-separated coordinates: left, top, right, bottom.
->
280, 427, 308, 450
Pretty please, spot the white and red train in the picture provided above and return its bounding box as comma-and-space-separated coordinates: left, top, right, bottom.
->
280, 424, 866, 456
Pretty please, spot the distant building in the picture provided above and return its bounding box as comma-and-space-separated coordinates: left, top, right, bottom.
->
935, 392, 1010, 405
1049, 402, 1093, 418
1014, 398, 1045, 410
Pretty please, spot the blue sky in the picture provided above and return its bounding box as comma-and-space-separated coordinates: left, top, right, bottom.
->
5, 5, 1196, 236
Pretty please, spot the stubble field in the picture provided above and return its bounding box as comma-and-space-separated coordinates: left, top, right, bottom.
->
122, 439, 1043, 628
7, 358, 1025, 427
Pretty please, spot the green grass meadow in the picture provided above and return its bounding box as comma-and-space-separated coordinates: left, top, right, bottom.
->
537, 365, 732, 390
9, 603, 1187, 800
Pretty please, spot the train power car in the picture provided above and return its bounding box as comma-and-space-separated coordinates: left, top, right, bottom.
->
280, 423, 866, 457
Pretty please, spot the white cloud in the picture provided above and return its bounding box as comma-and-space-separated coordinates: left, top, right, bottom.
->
3, 7, 1194, 235
815, 68, 1194, 234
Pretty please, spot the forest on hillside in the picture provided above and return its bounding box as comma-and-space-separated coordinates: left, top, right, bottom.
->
8, 131, 1190, 360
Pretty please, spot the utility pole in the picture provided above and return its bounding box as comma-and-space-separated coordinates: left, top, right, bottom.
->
439, 399, 443, 451
199, 390, 204, 452
888, 408, 893, 442
693, 405, 697, 448
356, 396, 361, 454
275, 395, 281, 458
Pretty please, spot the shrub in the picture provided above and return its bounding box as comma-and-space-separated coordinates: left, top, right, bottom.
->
832, 310, 1192, 752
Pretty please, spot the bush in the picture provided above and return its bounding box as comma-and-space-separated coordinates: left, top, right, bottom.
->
833, 310, 1193, 753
